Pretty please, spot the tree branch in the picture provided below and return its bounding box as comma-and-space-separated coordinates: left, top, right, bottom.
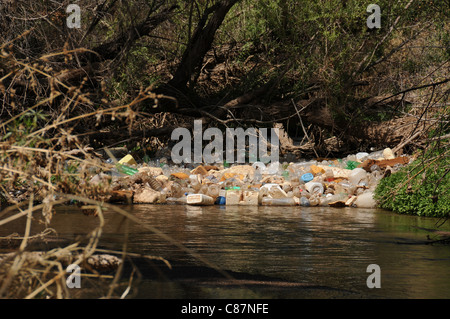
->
91, 4, 179, 61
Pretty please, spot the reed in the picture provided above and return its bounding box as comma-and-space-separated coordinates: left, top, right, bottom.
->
0, 36, 173, 298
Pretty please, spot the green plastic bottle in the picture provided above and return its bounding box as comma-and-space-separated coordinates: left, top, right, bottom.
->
116, 163, 138, 175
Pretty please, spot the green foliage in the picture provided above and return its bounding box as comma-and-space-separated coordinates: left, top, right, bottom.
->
374, 146, 450, 217
2, 110, 49, 147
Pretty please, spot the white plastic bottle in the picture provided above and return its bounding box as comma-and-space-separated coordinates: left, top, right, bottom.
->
186, 194, 214, 205
305, 181, 324, 195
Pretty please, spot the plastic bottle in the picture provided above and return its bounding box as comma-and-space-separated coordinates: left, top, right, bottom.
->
186, 194, 214, 205
252, 161, 266, 173
158, 190, 167, 204
305, 181, 324, 195
332, 183, 345, 195
354, 191, 377, 208
367, 150, 384, 160
292, 186, 304, 198
371, 170, 383, 182
309, 194, 320, 206
145, 175, 163, 191
199, 184, 210, 195
225, 189, 241, 205
325, 169, 335, 182
207, 184, 220, 198
261, 197, 297, 206
215, 189, 226, 205
358, 179, 369, 188
348, 168, 367, 185
189, 174, 202, 192
300, 196, 310, 207
295, 186, 309, 199
171, 182, 183, 198
166, 197, 187, 205
281, 182, 292, 193
261, 183, 288, 198
345, 160, 360, 170
215, 196, 226, 205
253, 169, 262, 183
224, 177, 243, 188
116, 163, 139, 176
289, 175, 300, 188
301, 173, 314, 183
266, 161, 280, 175
160, 186, 172, 198
356, 152, 369, 161
319, 193, 347, 206
339, 181, 356, 195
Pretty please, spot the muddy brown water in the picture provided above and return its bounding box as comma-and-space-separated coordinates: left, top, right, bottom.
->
1, 204, 450, 299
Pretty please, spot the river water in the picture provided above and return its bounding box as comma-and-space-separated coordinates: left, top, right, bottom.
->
3, 204, 450, 299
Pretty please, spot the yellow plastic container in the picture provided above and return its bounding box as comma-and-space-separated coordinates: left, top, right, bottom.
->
118, 154, 137, 165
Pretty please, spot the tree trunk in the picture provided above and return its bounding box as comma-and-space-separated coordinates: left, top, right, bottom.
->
166, 0, 240, 92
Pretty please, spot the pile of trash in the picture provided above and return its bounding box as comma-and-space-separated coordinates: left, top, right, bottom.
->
92, 148, 412, 208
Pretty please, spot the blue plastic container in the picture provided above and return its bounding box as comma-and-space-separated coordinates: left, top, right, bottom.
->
215, 196, 226, 205
301, 173, 314, 183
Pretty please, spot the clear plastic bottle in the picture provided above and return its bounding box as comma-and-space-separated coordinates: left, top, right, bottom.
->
266, 161, 280, 175
261, 197, 297, 206
281, 182, 292, 193
309, 194, 320, 206
370, 170, 383, 183
300, 196, 310, 207
319, 193, 347, 206
166, 196, 187, 204
348, 168, 367, 185
292, 185, 302, 198
339, 181, 356, 196
253, 169, 262, 183
289, 175, 300, 188
356, 152, 369, 161
252, 161, 266, 173
189, 174, 202, 192
171, 182, 183, 198
262, 184, 288, 198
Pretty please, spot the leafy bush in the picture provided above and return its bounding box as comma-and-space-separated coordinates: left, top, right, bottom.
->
374, 145, 450, 217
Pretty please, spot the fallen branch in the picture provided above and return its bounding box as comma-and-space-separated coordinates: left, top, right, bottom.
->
371, 78, 450, 107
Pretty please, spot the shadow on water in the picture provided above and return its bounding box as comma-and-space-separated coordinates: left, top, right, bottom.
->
2, 204, 450, 298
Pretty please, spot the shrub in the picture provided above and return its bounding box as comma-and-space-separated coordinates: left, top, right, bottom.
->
374, 145, 450, 217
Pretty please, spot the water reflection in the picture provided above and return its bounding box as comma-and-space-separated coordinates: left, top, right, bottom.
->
2, 204, 449, 298
115, 205, 450, 298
